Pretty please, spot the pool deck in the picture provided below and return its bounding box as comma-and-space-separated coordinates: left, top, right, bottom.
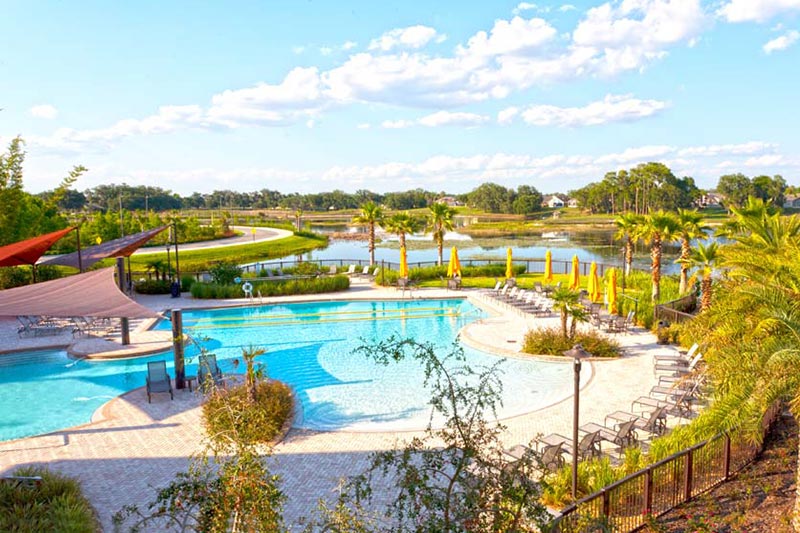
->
0, 278, 681, 530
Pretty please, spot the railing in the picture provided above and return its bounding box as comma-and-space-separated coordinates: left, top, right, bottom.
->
655, 293, 697, 324
550, 401, 782, 532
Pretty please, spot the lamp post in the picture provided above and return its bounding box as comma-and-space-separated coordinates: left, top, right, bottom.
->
563, 343, 592, 500
621, 246, 627, 293
165, 246, 172, 282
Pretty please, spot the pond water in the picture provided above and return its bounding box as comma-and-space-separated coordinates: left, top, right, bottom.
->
286, 227, 683, 274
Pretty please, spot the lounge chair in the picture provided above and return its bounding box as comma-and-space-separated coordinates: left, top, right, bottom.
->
327, 265, 338, 275
654, 343, 700, 364
345, 264, 357, 276
581, 418, 638, 449
540, 430, 602, 461
359, 265, 371, 277
505, 441, 565, 472
145, 361, 173, 403
654, 351, 703, 376
198, 354, 224, 390
605, 404, 669, 437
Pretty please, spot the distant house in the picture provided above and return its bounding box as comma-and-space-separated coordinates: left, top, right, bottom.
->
543, 195, 565, 208
784, 195, 800, 208
697, 192, 724, 208
436, 196, 461, 207
567, 198, 579, 208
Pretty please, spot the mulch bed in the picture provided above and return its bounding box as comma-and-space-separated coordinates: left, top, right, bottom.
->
647, 412, 797, 532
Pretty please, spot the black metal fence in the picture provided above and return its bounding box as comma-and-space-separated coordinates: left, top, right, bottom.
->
550, 402, 781, 532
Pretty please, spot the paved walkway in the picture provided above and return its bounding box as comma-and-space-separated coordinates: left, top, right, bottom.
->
132, 225, 293, 255
0, 280, 680, 531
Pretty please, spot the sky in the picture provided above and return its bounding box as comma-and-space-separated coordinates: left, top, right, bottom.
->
1, 0, 799, 196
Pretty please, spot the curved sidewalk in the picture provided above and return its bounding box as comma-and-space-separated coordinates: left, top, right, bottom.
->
0, 283, 678, 530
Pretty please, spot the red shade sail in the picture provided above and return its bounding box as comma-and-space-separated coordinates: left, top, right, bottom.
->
0, 227, 75, 267
0, 268, 157, 318
40, 226, 169, 270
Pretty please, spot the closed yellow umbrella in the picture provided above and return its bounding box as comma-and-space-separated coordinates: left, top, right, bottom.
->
588, 261, 600, 302
569, 255, 580, 290
543, 249, 553, 283
505, 247, 513, 279
399, 246, 408, 278
447, 246, 461, 277
608, 268, 618, 314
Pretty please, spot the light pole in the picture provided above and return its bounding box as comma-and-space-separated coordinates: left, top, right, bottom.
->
563, 344, 592, 500
621, 246, 627, 293
165, 246, 172, 282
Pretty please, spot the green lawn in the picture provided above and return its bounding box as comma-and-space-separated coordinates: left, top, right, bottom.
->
120, 234, 328, 272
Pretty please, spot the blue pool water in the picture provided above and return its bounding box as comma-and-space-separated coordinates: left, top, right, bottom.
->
0, 299, 581, 440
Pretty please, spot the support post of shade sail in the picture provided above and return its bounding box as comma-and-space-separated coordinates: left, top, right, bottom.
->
116, 257, 131, 345
171, 309, 185, 389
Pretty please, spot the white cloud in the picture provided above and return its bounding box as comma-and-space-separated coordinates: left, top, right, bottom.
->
559, 4, 577, 12
718, 0, 800, 23
595, 145, 675, 164
381, 111, 489, 129
459, 16, 557, 59
677, 141, 777, 157
573, 0, 706, 75
497, 106, 520, 124
320, 46, 333, 56
368, 25, 442, 51
342, 41, 358, 51
763, 30, 800, 53
512, 94, 667, 127
743, 154, 784, 166
513, 3, 541, 15
30, 104, 58, 119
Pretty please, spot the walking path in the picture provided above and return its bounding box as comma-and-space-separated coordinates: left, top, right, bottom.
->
0, 280, 678, 530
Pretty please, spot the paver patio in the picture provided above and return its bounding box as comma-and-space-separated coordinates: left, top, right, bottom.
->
0, 280, 676, 530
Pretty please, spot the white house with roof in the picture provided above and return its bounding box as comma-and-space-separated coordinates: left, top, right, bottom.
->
784, 194, 800, 208
435, 196, 461, 207
542, 195, 565, 208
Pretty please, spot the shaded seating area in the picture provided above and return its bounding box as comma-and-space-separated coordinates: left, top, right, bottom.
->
145, 361, 173, 403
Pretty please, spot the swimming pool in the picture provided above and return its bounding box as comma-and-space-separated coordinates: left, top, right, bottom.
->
0, 299, 584, 441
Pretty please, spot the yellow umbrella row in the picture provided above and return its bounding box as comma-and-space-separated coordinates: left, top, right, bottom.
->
447, 246, 462, 277
568, 254, 580, 290
586, 261, 601, 302
505, 247, 513, 279
543, 249, 553, 283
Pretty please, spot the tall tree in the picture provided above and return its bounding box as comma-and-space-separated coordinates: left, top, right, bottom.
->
352, 201, 384, 265
637, 211, 680, 303
675, 209, 710, 295
717, 173, 753, 211
614, 212, 642, 277
383, 212, 423, 248
687, 241, 719, 311
0, 137, 28, 245
428, 202, 456, 266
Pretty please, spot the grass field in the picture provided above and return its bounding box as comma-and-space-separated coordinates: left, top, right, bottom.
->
119, 234, 328, 272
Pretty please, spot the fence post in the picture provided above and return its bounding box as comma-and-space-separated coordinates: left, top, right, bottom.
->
723, 434, 731, 480
683, 450, 694, 502
644, 467, 653, 515
602, 487, 610, 519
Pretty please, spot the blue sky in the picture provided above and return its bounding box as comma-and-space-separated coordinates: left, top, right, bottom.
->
2, 0, 799, 195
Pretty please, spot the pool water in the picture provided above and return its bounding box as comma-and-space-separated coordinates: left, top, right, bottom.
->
0, 299, 582, 441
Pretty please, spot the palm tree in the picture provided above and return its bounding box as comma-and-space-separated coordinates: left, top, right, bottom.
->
687, 241, 719, 311
352, 201, 384, 265
614, 212, 642, 277
383, 212, 423, 249
551, 288, 580, 340
675, 209, 710, 295
637, 211, 680, 303
428, 202, 456, 266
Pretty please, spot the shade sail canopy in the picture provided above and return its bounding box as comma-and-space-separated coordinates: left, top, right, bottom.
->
0, 268, 157, 318
40, 226, 168, 270
0, 227, 75, 267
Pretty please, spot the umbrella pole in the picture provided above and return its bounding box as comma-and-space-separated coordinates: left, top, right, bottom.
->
116, 257, 130, 345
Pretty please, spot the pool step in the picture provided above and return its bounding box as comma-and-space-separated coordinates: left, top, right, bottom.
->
0, 350, 69, 368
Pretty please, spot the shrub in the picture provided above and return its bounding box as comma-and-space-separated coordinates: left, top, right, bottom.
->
203, 380, 293, 445
0, 466, 97, 532
522, 327, 621, 358
377, 263, 526, 286
134, 279, 171, 294
208, 261, 242, 285
190, 275, 350, 299
179, 275, 195, 292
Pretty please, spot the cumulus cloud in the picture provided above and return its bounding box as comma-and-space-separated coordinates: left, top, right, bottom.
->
513, 2, 541, 15
30, 104, 58, 119
368, 25, 443, 51
459, 16, 557, 59
718, 0, 800, 23
381, 111, 489, 129
559, 4, 577, 12
763, 30, 799, 53
677, 141, 777, 157
500, 94, 667, 127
